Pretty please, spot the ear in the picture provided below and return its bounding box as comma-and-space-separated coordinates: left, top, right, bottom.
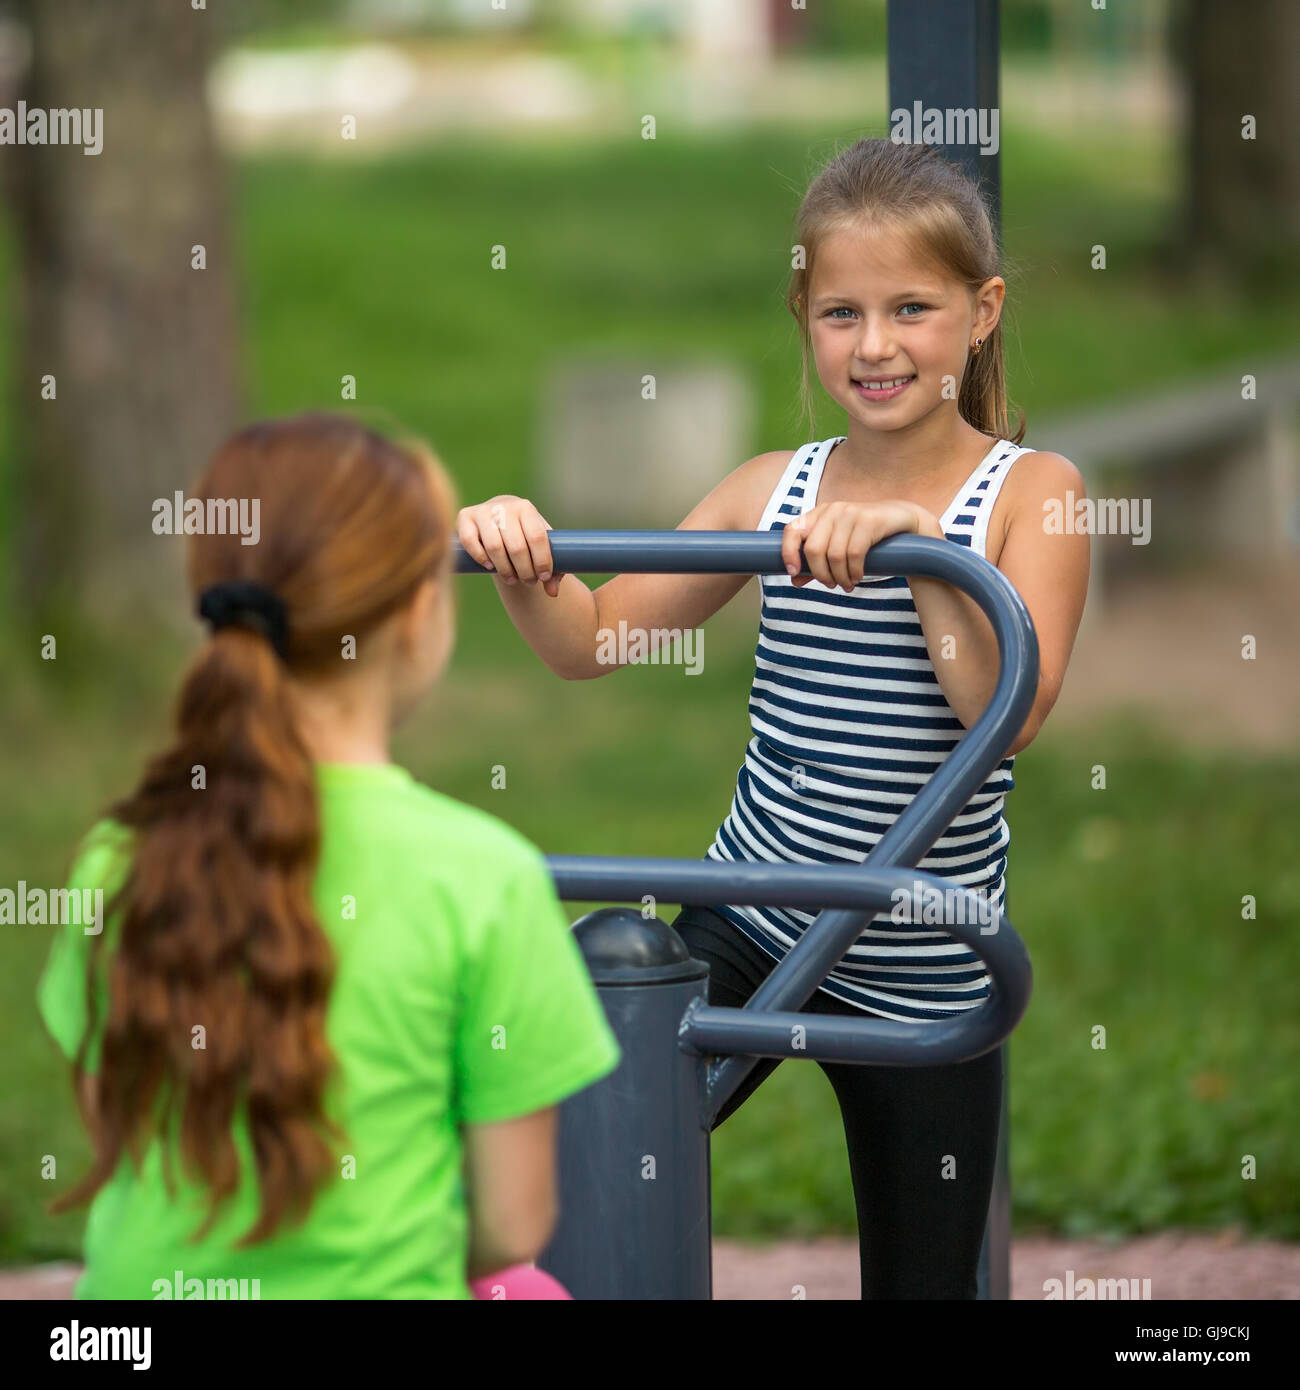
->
399, 576, 438, 655
974, 275, 1005, 338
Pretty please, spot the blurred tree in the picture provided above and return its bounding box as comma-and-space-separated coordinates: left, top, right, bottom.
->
1173, 0, 1300, 287
1, 1, 239, 628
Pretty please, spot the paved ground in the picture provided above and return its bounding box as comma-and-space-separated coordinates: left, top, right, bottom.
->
713, 1232, 1300, 1300
4, 1230, 1299, 1300
1051, 565, 1300, 753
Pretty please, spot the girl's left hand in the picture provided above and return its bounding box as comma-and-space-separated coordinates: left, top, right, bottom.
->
781, 501, 942, 592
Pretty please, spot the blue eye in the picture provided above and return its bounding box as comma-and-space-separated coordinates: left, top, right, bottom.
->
826, 303, 929, 319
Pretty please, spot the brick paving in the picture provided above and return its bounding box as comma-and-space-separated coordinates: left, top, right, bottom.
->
4, 1230, 1298, 1300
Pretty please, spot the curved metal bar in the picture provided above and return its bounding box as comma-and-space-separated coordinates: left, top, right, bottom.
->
547, 855, 1032, 1066
454, 531, 1038, 1099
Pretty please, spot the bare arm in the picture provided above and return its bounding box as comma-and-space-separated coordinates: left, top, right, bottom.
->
461, 1108, 559, 1279
457, 452, 793, 681
906, 452, 1091, 753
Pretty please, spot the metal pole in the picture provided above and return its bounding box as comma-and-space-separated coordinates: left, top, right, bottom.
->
888, 0, 1002, 236
977, 878, 1013, 1301
536, 909, 712, 1300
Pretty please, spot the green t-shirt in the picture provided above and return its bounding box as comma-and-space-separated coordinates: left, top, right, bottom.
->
36, 761, 621, 1300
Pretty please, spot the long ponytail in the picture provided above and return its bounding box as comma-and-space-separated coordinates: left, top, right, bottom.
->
54, 412, 456, 1244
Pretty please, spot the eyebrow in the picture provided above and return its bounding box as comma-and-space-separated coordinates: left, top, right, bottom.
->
813, 290, 940, 308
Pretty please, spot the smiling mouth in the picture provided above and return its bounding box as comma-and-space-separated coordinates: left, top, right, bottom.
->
852, 374, 916, 399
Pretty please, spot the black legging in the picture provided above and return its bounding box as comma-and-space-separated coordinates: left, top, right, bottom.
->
671, 904, 1003, 1300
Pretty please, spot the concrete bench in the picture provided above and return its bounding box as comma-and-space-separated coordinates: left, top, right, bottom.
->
539, 358, 752, 529
1029, 356, 1300, 621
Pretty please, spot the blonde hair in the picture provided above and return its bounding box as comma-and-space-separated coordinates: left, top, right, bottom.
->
786, 138, 1025, 444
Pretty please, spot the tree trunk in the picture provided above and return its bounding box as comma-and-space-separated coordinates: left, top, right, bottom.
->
1176, 0, 1300, 287
2, 0, 239, 630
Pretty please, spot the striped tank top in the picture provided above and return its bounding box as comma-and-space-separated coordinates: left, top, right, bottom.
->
704, 434, 1035, 1023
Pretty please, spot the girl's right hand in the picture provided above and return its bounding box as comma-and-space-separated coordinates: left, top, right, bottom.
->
456, 497, 565, 598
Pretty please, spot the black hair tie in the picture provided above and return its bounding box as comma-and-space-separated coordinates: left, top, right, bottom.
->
197, 581, 290, 660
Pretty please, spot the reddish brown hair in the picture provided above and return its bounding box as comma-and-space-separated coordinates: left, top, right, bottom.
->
55, 412, 458, 1245
787, 137, 1026, 444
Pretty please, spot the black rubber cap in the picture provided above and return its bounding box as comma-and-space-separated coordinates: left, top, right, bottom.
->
570, 907, 709, 986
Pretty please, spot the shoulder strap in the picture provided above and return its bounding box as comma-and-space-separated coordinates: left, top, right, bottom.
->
795, 437, 846, 522
967, 443, 1035, 557
756, 441, 823, 532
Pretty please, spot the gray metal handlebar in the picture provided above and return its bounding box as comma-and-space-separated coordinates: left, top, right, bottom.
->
453, 530, 1039, 1114
545, 856, 1032, 1067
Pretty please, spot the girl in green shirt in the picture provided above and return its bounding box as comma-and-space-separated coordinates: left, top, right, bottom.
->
38, 412, 620, 1300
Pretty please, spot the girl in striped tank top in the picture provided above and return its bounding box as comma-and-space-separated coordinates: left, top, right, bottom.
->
460, 138, 1089, 1298
705, 432, 1036, 1023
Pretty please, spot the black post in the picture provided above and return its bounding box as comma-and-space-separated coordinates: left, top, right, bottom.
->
887, 0, 1002, 237
977, 890, 1012, 1302
536, 909, 712, 1300
889, 0, 1010, 1301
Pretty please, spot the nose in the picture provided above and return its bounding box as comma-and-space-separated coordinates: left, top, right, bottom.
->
854, 313, 898, 367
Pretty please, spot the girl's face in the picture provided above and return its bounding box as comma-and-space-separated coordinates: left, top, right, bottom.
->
807, 222, 1003, 432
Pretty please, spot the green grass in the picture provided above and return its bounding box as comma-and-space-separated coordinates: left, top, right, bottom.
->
3, 117, 1299, 1259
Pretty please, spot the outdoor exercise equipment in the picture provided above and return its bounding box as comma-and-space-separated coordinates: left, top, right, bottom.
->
453, 530, 1037, 1298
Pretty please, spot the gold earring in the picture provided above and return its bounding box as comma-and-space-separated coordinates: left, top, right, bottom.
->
970, 337, 984, 356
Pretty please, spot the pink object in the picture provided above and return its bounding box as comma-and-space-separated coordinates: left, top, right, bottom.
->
470, 1263, 573, 1300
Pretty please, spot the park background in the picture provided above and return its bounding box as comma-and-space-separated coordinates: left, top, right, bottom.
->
0, 0, 1297, 1297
